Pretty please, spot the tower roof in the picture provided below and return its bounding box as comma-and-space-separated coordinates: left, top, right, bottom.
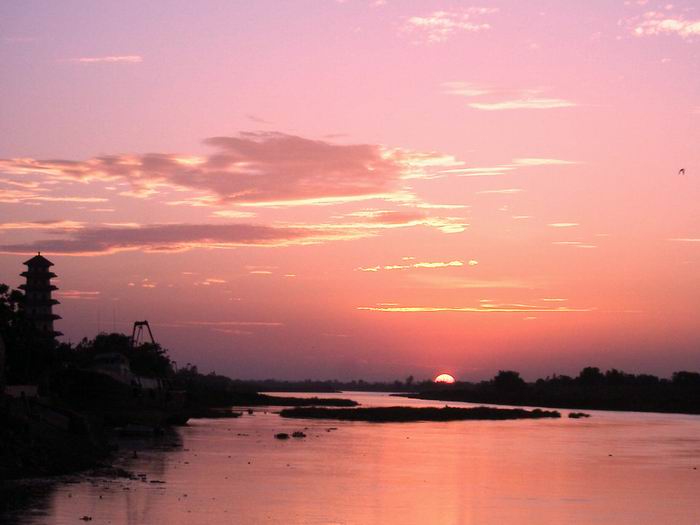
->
23, 252, 54, 267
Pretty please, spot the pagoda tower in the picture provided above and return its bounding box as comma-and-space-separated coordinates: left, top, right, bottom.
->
19, 253, 62, 337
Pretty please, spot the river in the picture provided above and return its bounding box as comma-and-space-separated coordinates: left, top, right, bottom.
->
4, 392, 700, 524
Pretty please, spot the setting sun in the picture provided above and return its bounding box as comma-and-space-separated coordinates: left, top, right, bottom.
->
434, 373, 456, 384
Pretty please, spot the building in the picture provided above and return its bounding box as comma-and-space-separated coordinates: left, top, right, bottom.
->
90, 352, 132, 383
19, 253, 62, 337
90, 352, 166, 393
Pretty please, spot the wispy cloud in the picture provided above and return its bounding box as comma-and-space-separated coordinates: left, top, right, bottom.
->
3, 36, 38, 43
439, 158, 576, 179
67, 55, 143, 64
441, 81, 491, 97
357, 259, 468, 272
202, 278, 227, 285
358, 303, 591, 313
440, 166, 514, 177
330, 210, 469, 234
403, 8, 498, 43
212, 210, 258, 219
443, 82, 576, 111
629, 12, 700, 39
56, 290, 100, 300
469, 97, 575, 111
184, 321, 284, 327
414, 202, 468, 210
669, 238, 700, 242
409, 275, 533, 289
0, 222, 361, 256
552, 241, 597, 248
476, 188, 523, 195
512, 158, 577, 166
0, 187, 108, 204
0, 211, 470, 258
245, 114, 272, 124
32, 196, 109, 203
0, 220, 84, 231
548, 223, 579, 228
172, 319, 283, 335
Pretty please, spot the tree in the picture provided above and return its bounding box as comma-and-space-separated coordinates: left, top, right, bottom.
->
578, 367, 604, 386
672, 371, 700, 387
0, 283, 57, 384
492, 370, 526, 391
74, 332, 174, 378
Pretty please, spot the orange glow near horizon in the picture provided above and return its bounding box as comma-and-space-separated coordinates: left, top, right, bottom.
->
434, 374, 456, 384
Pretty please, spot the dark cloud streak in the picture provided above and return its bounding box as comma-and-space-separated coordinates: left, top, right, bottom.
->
0, 222, 351, 255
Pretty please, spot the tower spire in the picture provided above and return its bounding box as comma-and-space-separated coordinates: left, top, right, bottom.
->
19, 253, 62, 338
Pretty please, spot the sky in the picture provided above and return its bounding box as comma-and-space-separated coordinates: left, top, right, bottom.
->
1, 0, 699, 381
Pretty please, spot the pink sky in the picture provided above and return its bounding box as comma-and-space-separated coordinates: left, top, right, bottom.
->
1, 1, 699, 380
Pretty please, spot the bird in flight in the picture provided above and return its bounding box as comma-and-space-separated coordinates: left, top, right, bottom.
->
679, 168, 686, 175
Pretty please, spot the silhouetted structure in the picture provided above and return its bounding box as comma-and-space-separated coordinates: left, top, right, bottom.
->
19, 253, 62, 337
131, 320, 155, 347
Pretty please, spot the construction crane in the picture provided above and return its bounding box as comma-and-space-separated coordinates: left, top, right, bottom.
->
131, 320, 156, 348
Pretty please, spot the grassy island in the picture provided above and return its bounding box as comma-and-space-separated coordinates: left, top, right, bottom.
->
279, 405, 561, 422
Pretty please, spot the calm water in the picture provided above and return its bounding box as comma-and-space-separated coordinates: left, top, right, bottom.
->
5, 392, 700, 524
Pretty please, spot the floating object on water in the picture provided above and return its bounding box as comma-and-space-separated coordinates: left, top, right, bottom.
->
568, 412, 591, 419
275, 433, 290, 440
292, 431, 306, 438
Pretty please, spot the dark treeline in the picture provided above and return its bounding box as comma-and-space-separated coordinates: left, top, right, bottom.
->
173, 365, 356, 408
246, 376, 432, 393
408, 369, 700, 414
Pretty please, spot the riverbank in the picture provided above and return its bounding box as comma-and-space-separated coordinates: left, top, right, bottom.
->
0, 395, 109, 480
399, 389, 700, 415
